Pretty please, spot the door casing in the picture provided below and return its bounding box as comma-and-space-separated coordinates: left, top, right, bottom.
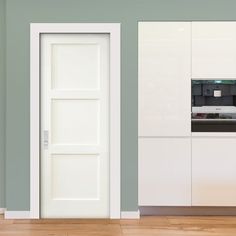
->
30, 23, 121, 219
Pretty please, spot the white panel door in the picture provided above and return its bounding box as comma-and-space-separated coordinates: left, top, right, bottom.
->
138, 22, 191, 137
139, 138, 191, 206
41, 34, 109, 218
192, 22, 236, 78
192, 137, 236, 206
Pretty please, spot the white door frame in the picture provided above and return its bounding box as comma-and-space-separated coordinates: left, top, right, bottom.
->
30, 23, 121, 219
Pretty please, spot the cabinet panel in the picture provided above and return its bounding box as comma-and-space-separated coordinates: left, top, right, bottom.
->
192, 137, 236, 206
192, 22, 236, 78
139, 22, 191, 137
139, 138, 191, 206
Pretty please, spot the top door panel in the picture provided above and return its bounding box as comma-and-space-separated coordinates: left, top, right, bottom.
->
139, 22, 191, 137
192, 22, 236, 79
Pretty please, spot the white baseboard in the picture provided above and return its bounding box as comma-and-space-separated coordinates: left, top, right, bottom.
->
0, 208, 6, 214
4, 210, 140, 219
121, 210, 140, 219
4, 211, 31, 219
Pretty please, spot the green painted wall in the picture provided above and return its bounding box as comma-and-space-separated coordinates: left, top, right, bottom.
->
0, 0, 5, 208
3, 0, 236, 211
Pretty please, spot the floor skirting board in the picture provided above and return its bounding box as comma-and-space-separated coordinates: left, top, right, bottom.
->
4, 211, 140, 219
121, 210, 140, 219
4, 211, 31, 219
139, 206, 236, 216
0, 208, 5, 214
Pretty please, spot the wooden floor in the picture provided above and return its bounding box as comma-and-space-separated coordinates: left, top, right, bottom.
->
2, 215, 236, 235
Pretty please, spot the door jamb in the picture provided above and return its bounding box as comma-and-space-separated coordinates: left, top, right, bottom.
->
30, 23, 121, 219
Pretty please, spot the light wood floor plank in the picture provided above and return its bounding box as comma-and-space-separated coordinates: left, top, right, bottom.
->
1, 216, 236, 235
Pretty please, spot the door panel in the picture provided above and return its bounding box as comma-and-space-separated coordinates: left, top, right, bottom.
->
52, 44, 100, 90
192, 22, 236, 78
138, 22, 191, 137
51, 155, 99, 200
41, 34, 109, 218
51, 99, 100, 145
192, 137, 236, 206
139, 138, 191, 206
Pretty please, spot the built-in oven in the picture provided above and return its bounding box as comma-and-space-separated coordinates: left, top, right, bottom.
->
191, 80, 236, 132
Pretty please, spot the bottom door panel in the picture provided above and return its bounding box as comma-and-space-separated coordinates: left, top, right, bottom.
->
192, 137, 236, 206
139, 138, 191, 206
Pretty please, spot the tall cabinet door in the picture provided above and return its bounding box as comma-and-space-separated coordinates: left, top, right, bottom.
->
192, 22, 236, 79
139, 22, 191, 137
138, 22, 191, 207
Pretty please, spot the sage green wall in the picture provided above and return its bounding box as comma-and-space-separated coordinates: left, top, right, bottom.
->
4, 0, 236, 211
0, 0, 5, 208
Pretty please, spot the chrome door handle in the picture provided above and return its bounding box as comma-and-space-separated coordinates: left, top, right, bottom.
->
44, 130, 49, 149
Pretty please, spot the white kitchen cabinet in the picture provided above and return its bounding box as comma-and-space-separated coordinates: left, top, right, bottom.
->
139, 138, 191, 206
139, 21, 236, 208
192, 137, 236, 206
138, 22, 191, 137
192, 22, 236, 79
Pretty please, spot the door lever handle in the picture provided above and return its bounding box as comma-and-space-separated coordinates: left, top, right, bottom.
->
44, 130, 49, 149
